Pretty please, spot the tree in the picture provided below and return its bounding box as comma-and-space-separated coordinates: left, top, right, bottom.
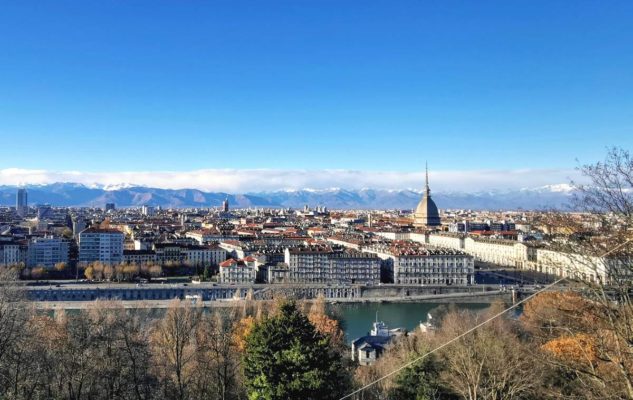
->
529, 147, 633, 399
84, 265, 94, 280
437, 305, 542, 400
92, 262, 104, 280
61, 227, 74, 239
13, 301, 158, 400
243, 300, 349, 400
103, 264, 114, 281
203, 265, 209, 282
307, 295, 345, 349
390, 353, 445, 400
194, 310, 245, 400
150, 300, 202, 400
233, 315, 255, 352
149, 265, 163, 278
353, 321, 452, 400
54, 262, 67, 272
125, 263, 141, 281
115, 263, 126, 282
0, 268, 28, 394
30, 266, 47, 279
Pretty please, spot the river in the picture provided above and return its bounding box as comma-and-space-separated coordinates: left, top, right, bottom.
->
44, 300, 492, 343
329, 301, 491, 342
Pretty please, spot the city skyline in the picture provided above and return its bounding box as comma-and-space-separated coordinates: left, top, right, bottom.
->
1, 1, 632, 176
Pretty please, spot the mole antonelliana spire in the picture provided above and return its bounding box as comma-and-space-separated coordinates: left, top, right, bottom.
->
413, 162, 441, 228
425, 161, 430, 195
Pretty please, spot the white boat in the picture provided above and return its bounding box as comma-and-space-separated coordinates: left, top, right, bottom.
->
419, 312, 436, 334
371, 313, 406, 337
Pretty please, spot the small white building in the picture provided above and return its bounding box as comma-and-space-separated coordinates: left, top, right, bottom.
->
0, 239, 24, 267
219, 258, 256, 284
183, 244, 227, 267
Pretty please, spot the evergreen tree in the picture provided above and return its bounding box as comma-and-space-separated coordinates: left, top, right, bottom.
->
202, 265, 209, 281
243, 300, 349, 400
390, 354, 450, 400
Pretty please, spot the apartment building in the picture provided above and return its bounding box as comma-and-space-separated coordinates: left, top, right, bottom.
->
363, 242, 474, 285
219, 257, 257, 283
0, 238, 24, 266
463, 237, 517, 267
183, 244, 226, 267
123, 250, 158, 265
27, 237, 69, 268
284, 246, 381, 284
79, 228, 124, 265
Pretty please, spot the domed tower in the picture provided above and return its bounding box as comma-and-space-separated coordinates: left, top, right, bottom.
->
413, 163, 441, 228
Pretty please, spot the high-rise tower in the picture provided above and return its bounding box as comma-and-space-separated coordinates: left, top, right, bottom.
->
16, 188, 28, 217
222, 197, 229, 213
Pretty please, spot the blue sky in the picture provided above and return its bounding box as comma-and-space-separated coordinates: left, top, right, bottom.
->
1, 1, 632, 189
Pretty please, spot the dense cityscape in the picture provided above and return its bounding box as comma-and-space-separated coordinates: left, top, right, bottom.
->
1, 169, 605, 295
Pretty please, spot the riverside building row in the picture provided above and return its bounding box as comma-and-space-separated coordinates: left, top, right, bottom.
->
361, 242, 474, 285
284, 246, 381, 284
217, 246, 383, 285
390, 231, 618, 283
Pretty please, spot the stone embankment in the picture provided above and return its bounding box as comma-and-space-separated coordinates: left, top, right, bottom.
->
22, 282, 523, 309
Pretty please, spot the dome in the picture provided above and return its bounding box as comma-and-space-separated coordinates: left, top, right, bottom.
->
413, 164, 441, 227
413, 194, 441, 227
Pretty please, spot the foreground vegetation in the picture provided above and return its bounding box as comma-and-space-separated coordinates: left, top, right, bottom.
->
356, 290, 633, 400
1, 287, 632, 400
0, 287, 353, 400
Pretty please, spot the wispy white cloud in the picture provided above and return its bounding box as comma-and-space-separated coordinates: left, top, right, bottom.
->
0, 167, 583, 193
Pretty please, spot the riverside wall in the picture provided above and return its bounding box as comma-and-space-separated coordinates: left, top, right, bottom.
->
23, 283, 505, 302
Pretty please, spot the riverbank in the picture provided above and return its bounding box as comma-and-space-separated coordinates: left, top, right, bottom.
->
29, 289, 511, 310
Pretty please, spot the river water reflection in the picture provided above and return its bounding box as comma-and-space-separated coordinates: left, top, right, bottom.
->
329, 302, 491, 342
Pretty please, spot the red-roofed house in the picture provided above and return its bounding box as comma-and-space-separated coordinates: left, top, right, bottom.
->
219, 258, 256, 283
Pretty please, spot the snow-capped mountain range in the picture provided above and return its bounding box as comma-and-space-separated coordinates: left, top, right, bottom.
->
0, 183, 575, 210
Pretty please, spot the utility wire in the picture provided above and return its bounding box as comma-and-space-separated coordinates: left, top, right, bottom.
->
339, 277, 565, 399
339, 239, 632, 400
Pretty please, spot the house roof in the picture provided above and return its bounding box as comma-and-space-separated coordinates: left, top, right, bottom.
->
351, 335, 392, 348
220, 259, 238, 268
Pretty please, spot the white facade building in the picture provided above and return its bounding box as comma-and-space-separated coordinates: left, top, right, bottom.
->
464, 237, 517, 267
79, 228, 124, 265
426, 233, 465, 251
219, 258, 256, 283
363, 242, 474, 285
183, 245, 227, 267
0, 240, 23, 266
284, 247, 381, 284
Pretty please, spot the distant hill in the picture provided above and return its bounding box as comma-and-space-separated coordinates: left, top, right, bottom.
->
0, 183, 574, 210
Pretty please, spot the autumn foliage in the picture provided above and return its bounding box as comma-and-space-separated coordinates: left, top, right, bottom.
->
542, 334, 598, 364
232, 315, 255, 352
